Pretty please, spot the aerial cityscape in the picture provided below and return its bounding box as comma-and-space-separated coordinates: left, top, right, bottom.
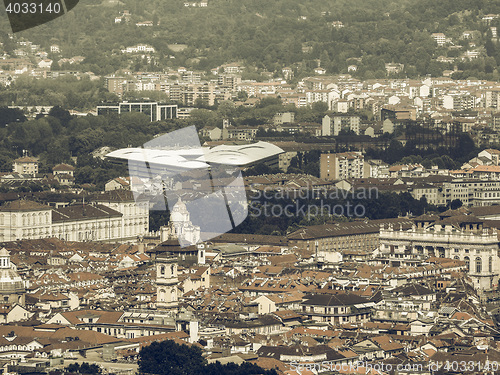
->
2, 0, 500, 374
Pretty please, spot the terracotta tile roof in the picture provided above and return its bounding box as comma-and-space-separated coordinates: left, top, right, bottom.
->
0, 325, 118, 346
249, 357, 288, 373
14, 157, 37, 163
451, 311, 474, 321
68, 272, 105, 282
302, 293, 370, 306
56, 309, 122, 325
272, 310, 302, 320
371, 336, 404, 351
53, 163, 75, 171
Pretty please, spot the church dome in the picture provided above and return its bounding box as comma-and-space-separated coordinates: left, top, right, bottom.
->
171, 197, 190, 222
172, 197, 188, 213
0, 269, 24, 294
0, 248, 24, 294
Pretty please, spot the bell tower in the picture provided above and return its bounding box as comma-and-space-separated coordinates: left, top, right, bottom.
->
156, 254, 179, 311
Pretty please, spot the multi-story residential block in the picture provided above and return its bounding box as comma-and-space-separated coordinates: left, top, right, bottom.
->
217, 74, 241, 90
321, 115, 360, 136
105, 76, 127, 97
409, 183, 445, 206
320, 152, 364, 180
442, 93, 477, 111
273, 112, 295, 125
409, 178, 500, 207
431, 33, 446, 46
12, 157, 38, 176
381, 105, 417, 121
300, 294, 374, 325
363, 159, 390, 178
225, 126, 258, 141
305, 89, 330, 105
484, 89, 500, 109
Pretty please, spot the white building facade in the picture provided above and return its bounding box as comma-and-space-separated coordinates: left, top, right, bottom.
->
379, 212, 500, 291
0, 192, 149, 242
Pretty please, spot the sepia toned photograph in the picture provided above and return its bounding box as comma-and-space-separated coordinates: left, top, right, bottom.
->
0, 0, 499, 374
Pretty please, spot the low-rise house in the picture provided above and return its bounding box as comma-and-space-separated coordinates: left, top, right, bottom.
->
46, 309, 175, 339
0, 304, 33, 324
300, 294, 374, 325
252, 293, 303, 315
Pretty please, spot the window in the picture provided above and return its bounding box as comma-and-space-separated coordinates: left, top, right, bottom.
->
158, 289, 166, 301
489, 256, 493, 273
476, 257, 482, 273
464, 256, 470, 272
160, 266, 165, 275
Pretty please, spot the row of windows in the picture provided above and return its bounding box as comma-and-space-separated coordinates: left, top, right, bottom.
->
455, 255, 493, 273
159, 265, 176, 276
158, 288, 177, 301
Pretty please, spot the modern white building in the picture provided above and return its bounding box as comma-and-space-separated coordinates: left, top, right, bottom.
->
96, 101, 177, 122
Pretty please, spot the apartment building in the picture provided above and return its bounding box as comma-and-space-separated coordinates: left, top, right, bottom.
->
321, 115, 360, 136
320, 152, 364, 180
12, 157, 38, 176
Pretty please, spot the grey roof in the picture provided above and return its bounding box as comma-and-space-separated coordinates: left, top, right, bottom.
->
302, 293, 370, 306
52, 204, 122, 222
439, 306, 458, 315
288, 218, 413, 240
392, 283, 435, 296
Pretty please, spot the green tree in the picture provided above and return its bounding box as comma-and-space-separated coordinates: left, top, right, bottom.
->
450, 199, 463, 210
139, 340, 277, 375
65, 362, 101, 375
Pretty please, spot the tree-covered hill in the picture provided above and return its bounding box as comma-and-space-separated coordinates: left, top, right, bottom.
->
2, 0, 500, 78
